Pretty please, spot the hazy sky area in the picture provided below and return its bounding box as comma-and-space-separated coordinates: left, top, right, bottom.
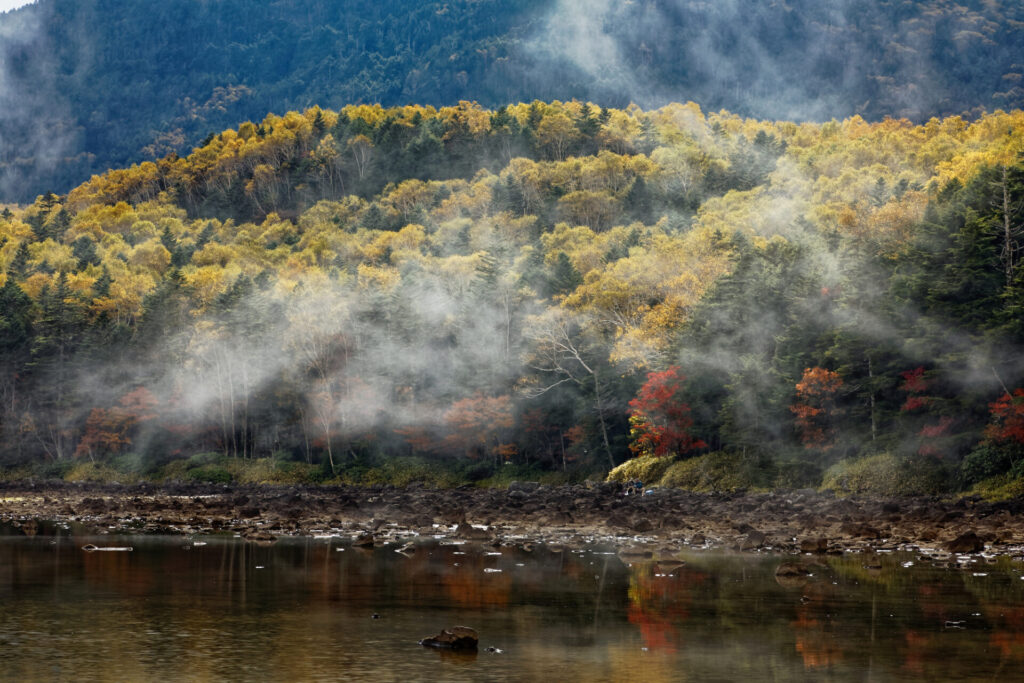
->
0, 0, 32, 13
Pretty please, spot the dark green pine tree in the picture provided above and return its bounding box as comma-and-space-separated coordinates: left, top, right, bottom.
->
624, 176, 654, 224
677, 231, 825, 459
0, 278, 34, 461
159, 225, 178, 252
312, 109, 327, 135
72, 236, 101, 269
7, 242, 31, 281
93, 266, 112, 298
30, 272, 86, 460
927, 170, 1005, 331
0, 279, 32, 355
133, 269, 191, 377
574, 103, 600, 156
48, 207, 72, 241
549, 252, 583, 298
80, 265, 131, 368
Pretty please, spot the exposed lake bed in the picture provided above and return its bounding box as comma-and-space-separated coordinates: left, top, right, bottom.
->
3, 481, 1024, 560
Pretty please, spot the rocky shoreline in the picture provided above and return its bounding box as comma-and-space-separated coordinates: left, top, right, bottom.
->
2, 480, 1024, 558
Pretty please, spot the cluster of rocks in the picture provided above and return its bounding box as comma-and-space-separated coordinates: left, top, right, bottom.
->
2, 480, 1024, 557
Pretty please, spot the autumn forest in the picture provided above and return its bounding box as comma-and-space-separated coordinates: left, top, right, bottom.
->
0, 98, 1022, 494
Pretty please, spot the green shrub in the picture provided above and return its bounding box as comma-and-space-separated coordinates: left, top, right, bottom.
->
158, 459, 190, 481
276, 460, 327, 484
821, 453, 950, 496
475, 463, 583, 488
109, 453, 148, 477
227, 458, 279, 484
331, 457, 455, 488
960, 444, 1018, 485
773, 460, 823, 489
656, 452, 762, 492
187, 452, 224, 467
185, 465, 233, 484
606, 455, 677, 484
40, 460, 76, 480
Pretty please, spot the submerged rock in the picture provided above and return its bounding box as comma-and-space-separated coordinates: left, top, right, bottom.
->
419, 626, 479, 651
243, 529, 276, 543
799, 537, 829, 554
739, 529, 767, 550
453, 523, 491, 540
353, 532, 375, 548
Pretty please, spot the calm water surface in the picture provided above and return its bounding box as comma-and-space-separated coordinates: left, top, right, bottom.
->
2, 522, 1024, 681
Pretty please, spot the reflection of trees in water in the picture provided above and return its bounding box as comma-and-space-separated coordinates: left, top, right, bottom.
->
6, 535, 1024, 680
790, 601, 844, 669
626, 561, 707, 653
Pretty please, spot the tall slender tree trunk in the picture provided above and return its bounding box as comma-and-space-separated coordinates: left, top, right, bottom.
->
1001, 165, 1015, 286
867, 351, 877, 443
592, 371, 614, 468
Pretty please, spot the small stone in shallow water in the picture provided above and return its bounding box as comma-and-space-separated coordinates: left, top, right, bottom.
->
352, 533, 375, 548
419, 626, 478, 651
946, 532, 984, 554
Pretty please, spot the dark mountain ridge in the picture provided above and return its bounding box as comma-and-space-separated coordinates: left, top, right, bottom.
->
2, 0, 1024, 202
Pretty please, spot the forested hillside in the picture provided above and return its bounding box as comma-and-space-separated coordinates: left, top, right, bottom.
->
3, 0, 1024, 201
1, 100, 1022, 492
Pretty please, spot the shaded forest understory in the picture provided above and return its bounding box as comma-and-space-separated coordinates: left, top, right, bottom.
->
1, 100, 1023, 496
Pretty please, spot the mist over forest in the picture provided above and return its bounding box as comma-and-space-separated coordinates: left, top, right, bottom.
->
0, 97, 1022, 492
0, 1, 1022, 493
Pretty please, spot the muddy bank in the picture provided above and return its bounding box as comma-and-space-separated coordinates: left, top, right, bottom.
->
2, 481, 1024, 557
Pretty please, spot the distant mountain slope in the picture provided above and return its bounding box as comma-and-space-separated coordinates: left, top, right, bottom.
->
2, 0, 1023, 202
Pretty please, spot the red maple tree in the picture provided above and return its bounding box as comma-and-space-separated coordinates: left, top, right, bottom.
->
899, 367, 931, 412
627, 366, 705, 458
897, 366, 955, 457
985, 388, 1024, 446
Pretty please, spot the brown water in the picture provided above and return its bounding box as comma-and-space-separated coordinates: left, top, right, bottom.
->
1, 523, 1024, 682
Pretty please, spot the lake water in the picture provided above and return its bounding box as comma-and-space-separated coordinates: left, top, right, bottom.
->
2, 522, 1024, 682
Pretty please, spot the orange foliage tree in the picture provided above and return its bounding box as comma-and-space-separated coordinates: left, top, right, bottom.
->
790, 367, 843, 451
74, 387, 159, 461
442, 394, 515, 464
